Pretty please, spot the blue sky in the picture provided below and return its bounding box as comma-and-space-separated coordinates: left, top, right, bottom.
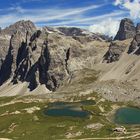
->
0, 0, 140, 36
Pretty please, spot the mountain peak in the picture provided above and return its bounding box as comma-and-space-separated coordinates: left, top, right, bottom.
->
114, 18, 136, 41
1, 20, 36, 35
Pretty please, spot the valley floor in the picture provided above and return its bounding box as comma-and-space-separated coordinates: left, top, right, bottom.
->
0, 91, 139, 140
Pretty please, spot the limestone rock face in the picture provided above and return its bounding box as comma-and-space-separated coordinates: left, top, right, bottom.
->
57, 27, 84, 36
104, 18, 138, 63
0, 20, 36, 70
0, 21, 108, 92
0, 31, 23, 85
136, 23, 140, 33
0, 35, 11, 69
103, 41, 127, 63
128, 23, 140, 54
2, 20, 36, 36
114, 18, 136, 41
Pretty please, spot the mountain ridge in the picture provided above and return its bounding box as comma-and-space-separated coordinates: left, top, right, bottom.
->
0, 18, 140, 104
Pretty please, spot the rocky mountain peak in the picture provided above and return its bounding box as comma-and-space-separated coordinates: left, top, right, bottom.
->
128, 23, 140, 54
114, 18, 136, 41
103, 19, 140, 63
1, 20, 36, 36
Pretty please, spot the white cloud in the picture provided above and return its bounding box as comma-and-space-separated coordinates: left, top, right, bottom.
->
0, 5, 124, 37
0, 2, 127, 37
89, 18, 120, 37
114, 0, 140, 19
47, 10, 125, 26
0, 4, 103, 28
114, 0, 123, 5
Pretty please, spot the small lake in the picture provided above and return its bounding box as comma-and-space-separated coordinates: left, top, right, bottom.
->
114, 107, 140, 124
44, 100, 95, 118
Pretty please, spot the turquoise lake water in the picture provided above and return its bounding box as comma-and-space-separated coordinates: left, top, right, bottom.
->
115, 107, 140, 124
44, 101, 94, 118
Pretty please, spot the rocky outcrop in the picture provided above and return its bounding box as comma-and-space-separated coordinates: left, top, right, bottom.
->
1, 20, 36, 36
56, 27, 110, 42
114, 18, 136, 41
103, 41, 127, 63
128, 23, 140, 54
0, 35, 11, 69
128, 36, 140, 54
0, 31, 23, 85
136, 23, 140, 33
57, 27, 86, 36
0, 20, 36, 70
104, 18, 139, 63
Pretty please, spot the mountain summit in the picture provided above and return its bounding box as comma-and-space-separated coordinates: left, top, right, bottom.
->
114, 18, 136, 41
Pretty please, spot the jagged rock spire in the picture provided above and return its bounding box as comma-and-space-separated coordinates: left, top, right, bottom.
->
114, 18, 136, 41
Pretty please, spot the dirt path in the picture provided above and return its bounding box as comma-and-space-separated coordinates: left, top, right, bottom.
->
61, 131, 140, 140
0, 138, 12, 140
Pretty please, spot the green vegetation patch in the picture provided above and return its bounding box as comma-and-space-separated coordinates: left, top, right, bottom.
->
0, 94, 139, 140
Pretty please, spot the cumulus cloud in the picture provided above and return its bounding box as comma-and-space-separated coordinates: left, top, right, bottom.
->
89, 18, 120, 37
114, 0, 140, 19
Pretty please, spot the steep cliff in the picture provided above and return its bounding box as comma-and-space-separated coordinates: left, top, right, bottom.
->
114, 18, 136, 41
0, 21, 108, 94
